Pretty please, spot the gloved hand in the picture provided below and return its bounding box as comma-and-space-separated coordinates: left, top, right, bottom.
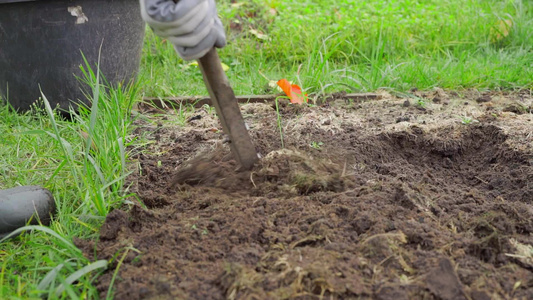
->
140, 0, 227, 61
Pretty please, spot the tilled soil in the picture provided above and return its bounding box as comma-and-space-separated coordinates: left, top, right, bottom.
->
78, 89, 532, 299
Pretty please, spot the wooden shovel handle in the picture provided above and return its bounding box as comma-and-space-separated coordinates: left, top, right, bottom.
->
197, 48, 258, 170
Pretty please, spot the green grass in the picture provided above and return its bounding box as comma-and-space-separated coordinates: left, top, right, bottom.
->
142, 0, 533, 98
0, 64, 140, 298
1, 0, 533, 298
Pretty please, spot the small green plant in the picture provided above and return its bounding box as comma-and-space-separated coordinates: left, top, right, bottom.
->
415, 98, 427, 108
172, 101, 195, 126
460, 115, 478, 125
202, 103, 216, 115
310, 141, 324, 150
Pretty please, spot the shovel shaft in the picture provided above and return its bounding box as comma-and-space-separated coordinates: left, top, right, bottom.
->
197, 48, 258, 170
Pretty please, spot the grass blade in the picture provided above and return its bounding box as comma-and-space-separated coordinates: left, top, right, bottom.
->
55, 260, 108, 296
37, 263, 65, 291
0, 225, 80, 254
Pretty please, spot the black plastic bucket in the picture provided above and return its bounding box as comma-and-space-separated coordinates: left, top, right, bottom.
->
0, 0, 145, 112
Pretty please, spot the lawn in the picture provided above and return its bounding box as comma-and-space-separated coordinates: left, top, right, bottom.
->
143, 0, 533, 97
1, 0, 532, 299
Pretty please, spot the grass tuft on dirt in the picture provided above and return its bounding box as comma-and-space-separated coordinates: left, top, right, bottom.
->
170, 147, 348, 196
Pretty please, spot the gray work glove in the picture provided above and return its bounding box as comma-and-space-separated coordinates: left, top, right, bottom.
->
140, 0, 227, 61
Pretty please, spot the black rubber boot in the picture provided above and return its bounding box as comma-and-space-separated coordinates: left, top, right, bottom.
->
0, 186, 56, 240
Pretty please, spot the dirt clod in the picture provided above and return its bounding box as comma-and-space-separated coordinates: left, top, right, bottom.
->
425, 258, 467, 300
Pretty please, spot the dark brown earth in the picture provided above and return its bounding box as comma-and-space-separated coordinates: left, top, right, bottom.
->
77, 89, 533, 299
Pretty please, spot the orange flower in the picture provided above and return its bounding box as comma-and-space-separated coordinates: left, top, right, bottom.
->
277, 79, 307, 104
